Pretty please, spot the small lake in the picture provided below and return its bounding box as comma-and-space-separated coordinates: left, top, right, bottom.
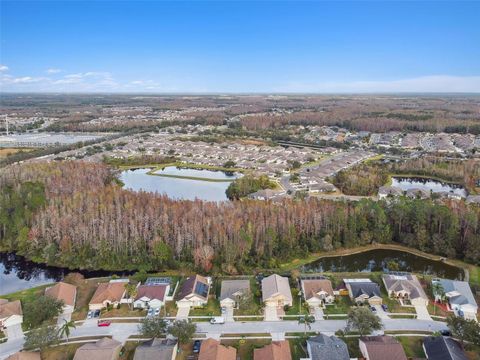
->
0, 253, 130, 295
120, 167, 241, 201
301, 249, 464, 279
391, 177, 467, 197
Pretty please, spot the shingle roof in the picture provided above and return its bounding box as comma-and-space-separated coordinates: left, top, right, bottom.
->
89, 282, 126, 305
45, 282, 77, 307
349, 282, 381, 298
360, 336, 407, 360
0, 299, 22, 318
135, 284, 168, 302
253, 340, 291, 360
198, 338, 236, 360
423, 336, 468, 360
220, 280, 250, 302
307, 334, 349, 360
383, 274, 428, 301
6, 352, 41, 360
73, 337, 122, 360
301, 279, 334, 301
262, 275, 293, 303
434, 279, 477, 308
133, 338, 177, 360
177, 275, 210, 301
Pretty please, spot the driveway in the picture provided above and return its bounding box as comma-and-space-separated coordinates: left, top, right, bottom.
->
415, 305, 432, 320
373, 305, 390, 319
264, 305, 279, 321
223, 306, 234, 322
176, 305, 191, 320
310, 306, 324, 320
5, 324, 23, 341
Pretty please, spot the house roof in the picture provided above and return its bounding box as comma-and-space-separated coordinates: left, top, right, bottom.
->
220, 280, 250, 302
359, 336, 407, 360
262, 275, 293, 303
133, 338, 177, 360
73, 337, 122, 360
382, 274, 428, 301
301, 279, 334, 301
135, 284, 168, 302
0, 299, 22, 318
89, 282, 126, 305
307, 334, 349, 360
6, 352, 41, 360
253, 340, 292, 360
423, 336, 468, 360
45, 282, 77, 307
434, 279, 478, 309
348, 282, 381, 299
177, 275, 210, 301
198, 338, 236, 360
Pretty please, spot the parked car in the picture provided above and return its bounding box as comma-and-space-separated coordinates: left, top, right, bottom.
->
97, 320, 111, 327
440, 329, 452, 336
369, 306, 377, 312
381, 304, 389, 312
154, 308, 160, 316
93, 309, 101, 318
87, 310, 94, 319
193, 340, 202, 353
147, 308, 155, 317
210, 316, 225, 324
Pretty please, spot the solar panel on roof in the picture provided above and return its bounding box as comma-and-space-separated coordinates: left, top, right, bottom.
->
195, 282, 209, 298
146, 277, 171, 286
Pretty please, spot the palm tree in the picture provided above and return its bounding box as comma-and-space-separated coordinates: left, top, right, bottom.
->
58, 319, 76, 342
298, 315, 315, 335
432, 282, 445, 315
125, 283, 138, 310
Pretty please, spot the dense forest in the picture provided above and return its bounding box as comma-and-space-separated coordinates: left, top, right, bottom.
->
0, 161, 479, 273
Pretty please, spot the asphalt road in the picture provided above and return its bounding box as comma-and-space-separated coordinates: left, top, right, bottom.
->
0, 318, 449, 359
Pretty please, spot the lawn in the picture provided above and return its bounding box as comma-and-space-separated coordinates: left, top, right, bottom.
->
323, 296, 352, 315
100, 304, 146, 318
396, 336, 426, 358
222, 339, 271, 360
189, 297, 221, 316
285, 288, 310, 316
289, 337, 308, 359
427, 302, 450, 317
340, 337, 361, 358
70, 277, 110, 321
41, 343, 83, 360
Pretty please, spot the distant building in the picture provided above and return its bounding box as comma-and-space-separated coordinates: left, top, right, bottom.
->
133, 338, 177, 360
378, 186, 403, 199
248, 189, 286, 200
359, 336, 407, 360
253, 340, 291, 360
423, 336, 468, 360
219, 280, 250, 309
306, 334, 349, 360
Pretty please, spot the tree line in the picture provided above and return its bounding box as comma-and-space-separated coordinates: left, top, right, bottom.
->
0, 161, 479, 273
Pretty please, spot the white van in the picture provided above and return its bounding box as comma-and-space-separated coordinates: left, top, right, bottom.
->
210, 316, 225, 324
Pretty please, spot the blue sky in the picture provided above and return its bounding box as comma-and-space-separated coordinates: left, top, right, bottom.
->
1, 1, 479, 93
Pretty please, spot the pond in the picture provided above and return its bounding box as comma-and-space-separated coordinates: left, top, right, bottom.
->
120, 167, 241, 201
391, 176, 467, 197
301, 248, 464, 279
0, 252, 130, 295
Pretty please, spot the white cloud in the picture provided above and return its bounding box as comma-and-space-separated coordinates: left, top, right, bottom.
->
46, 68, 62, 74
0, 65, 9, 72
276, 75, 480, 93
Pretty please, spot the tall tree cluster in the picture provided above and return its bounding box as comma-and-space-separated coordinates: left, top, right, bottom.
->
0, 161, 479, 272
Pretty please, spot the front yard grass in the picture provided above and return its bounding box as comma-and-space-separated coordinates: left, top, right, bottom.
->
189, 297, 221, 316
41, 343, 83, 360
323, 296, 352, 315
396, 336, 426, 358
100, 304, 146, 318
289, 337, 308, 359
222, 339, 271, 360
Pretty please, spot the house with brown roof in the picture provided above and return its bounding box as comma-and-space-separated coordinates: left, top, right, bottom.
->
133, 338, 177, 360
134, 284, 168, 310
73, 337, 122, 360
359, 336, 407, 360
301, 279, 335, 307
0, 299, 23, 328
198, 338, 236, 360
88, 280, 128, 311
176, 275, 211, 308
45, 282, 77, 313
5, 351, 41, 360
262, 275, 293, 307
253, 340, 292, 360
382, 274, 428, 307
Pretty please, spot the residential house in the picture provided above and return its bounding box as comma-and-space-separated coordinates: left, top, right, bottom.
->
253, 340, 292, 360
219, 280, 250, 309
432, 279, 478, 321
88, 279, 128, 311
301, 279, 335, 307
134, 283, 169, 310
198, 338, 236, 360
423, 336, 468, 360
359, 336, 407, 360
6, 352, 41, 360
133, 338, 177, 360
262, 274, 293, 307
344, 279, 382, 305
73, 337, 122, 360
176, 275, 211, 308
0, 299, 23, 329
306, 334, 349, 360
45, 282, 77, 313
378, 186, 403, 199
382, 274, 429, 306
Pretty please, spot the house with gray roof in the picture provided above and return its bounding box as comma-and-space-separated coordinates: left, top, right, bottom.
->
306, 334, 349, 360
262, 274, 293, 307
344, 279, 382, 305
382, 274, 428, 306
133, 338, 177, 360
432, 279, 478, 321
220, 280, 250, 309
423, 336, 468, 360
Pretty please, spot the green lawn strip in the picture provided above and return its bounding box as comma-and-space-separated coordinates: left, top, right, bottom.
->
340, 336, 361, 358
189, 298, 221, 317
396, 336, 426, 358
1, 283, 52, 303
323, 296, 352, 315
221, 339, 271, 360
289, 337, 309, 359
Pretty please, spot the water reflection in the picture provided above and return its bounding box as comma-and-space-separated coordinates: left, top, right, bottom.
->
391, 177, 467, 197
